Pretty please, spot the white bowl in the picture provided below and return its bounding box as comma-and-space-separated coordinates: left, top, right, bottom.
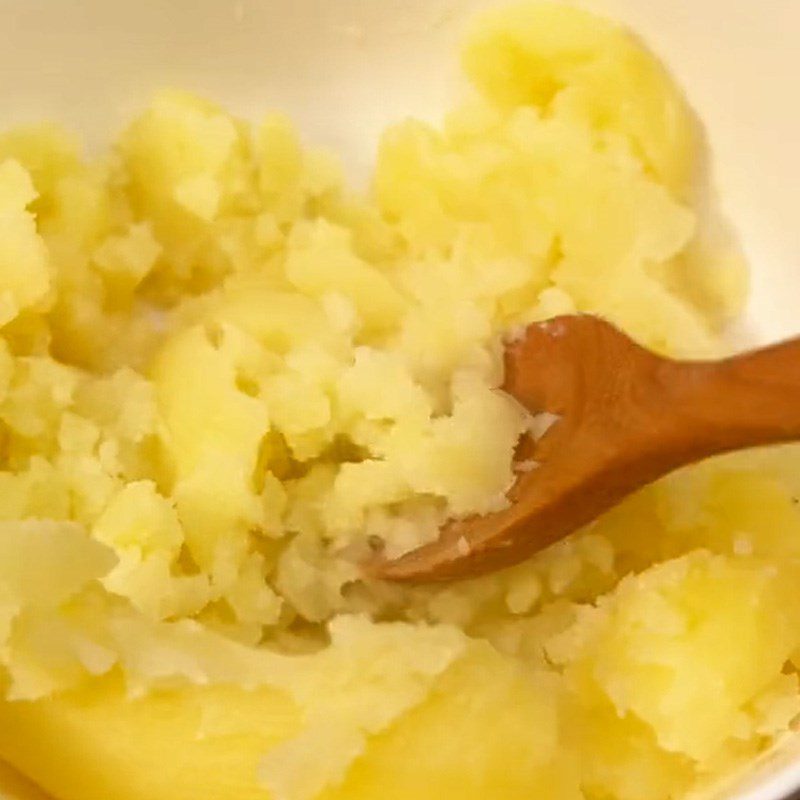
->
0, 1, 797, 798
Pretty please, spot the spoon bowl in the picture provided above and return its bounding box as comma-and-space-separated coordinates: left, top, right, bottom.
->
371, 315, 800, 582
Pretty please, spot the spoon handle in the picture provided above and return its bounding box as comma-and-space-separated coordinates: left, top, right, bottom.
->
667, 336, 800, 456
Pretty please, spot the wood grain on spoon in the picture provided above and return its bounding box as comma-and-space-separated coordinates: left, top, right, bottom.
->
370, 315, 800, 583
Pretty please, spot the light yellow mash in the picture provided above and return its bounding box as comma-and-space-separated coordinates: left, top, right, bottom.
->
0, 4, 798, 800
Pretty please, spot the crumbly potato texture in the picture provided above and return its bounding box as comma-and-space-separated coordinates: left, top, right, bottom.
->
1, 4, 797, 800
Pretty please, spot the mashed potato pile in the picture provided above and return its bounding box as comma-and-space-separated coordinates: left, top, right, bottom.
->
0, 4, 798, 800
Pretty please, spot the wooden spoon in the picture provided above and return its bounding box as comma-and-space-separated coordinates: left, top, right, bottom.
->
370, 315, 800, 583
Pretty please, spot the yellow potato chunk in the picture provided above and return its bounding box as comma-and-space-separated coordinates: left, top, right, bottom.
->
285, 221, 404, 336
463, 2, 697, 196
0, 646, 578, 800
152, 324, 269, 478
0, 160, 51, 326
549, 552, 800, 763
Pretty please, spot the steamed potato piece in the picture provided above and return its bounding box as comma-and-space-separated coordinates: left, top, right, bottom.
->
462, 2, 696, 196
0, 678, 291, 800
322, 650, 577, 800
3, 544, 798, 800
0, 648, 575, 800
549, 553, 800, 761
0, 760, 49, 800
0, 160, 51, 327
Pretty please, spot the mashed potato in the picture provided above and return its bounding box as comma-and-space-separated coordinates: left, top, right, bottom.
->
0, 4, 797, 800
